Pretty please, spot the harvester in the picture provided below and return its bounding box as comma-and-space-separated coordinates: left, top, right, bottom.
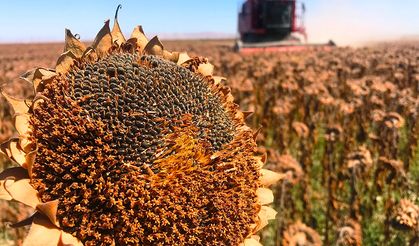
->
236, 0, 335, 53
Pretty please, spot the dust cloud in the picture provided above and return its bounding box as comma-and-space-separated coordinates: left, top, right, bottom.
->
304, 1, 416, 46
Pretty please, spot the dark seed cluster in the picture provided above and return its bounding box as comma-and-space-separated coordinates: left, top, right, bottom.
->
68, 53, 234, 167
29, 52, 260, 245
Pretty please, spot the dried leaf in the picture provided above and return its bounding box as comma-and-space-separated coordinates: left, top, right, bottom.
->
25, 147, 37, 177
1, 92, 29, 114
0, 179, 13, 200
0, 138, 19, 161
19, 136, 33, 153
242, 111, 253, 119
252, 127, 262, 141
23, 213, 61, 246
111, 4, 126, 46
20, 69, 36, 85
177, 52, 191, 65
0, 167, 29, 180
198, 63, 214, 76
1, 139, 13, 160
256, 188, 274, 205
60, 231, 84, 246
36, 200, 59, 227
243, 237, 262, 246
92, 19, 112, 57
163, 50, 179, 62
32, 68, 56, 92
5, 179, 40, 208
213, 76, 226, 85
253, 206, 277, 232
56, 50, 77, 74
64, 29, 86, 58
260, 169, 285, 186
254, 156, 264, 169
14, 113, 30, 136
9, 139, 27, 166
130, 25, 148, 52
144, 36, 164, 56
31, 95, 46, 111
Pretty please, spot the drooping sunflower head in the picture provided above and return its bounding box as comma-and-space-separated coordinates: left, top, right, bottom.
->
345, 146, 372, 177
282, 221, 322, 246
391, 199, 419, 232
0, 6, 283, 246
336, 219, 362, 246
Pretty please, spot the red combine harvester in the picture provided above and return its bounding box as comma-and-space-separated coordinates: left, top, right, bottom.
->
236, 0, 334, 53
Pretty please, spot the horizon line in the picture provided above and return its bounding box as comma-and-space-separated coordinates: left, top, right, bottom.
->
0, 32, 238, 44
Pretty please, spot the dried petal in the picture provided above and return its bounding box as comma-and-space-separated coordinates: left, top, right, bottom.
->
1, 92, 29, 114
243, 237, 263, 246
36, 200, 60, 227
111, 5, 126, 46
9, 139, 27, 166
260, 169, 284, 186
177, 52, 191, 65
256, 187, 274, 205
64, 29, 86, 58
23, 214, 61, 246
144, 36, 164, 56
60, 231, 84, 246
198, 62, 214, 76
0, 167, 29, 200
253, 206, 277, 232
14, 113, 30, 136
5, 179, 40, 208
130, 25, 148, 52
92, 20, 112, 56
56, 50, 77, 74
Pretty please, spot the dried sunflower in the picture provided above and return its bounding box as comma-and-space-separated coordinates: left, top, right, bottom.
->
391, 199, 419, 232
324, 124, 343, 143
382, 112, 405, 129
336, 219, 362, 246
0, 8, 283, 246
265, 151, 303, 185
375, 156, 406, 186
345, 146, 372, 177
291, 122, 309, 139
282, 221, 321, 246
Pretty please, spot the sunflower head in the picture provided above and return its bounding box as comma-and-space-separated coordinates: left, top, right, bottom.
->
0, 7, 283, 246
345, 146, 372, 177
324, 124, 343, 143
336, 219, 362, 246
282, 221, 322, 246
391, 199, 419, 232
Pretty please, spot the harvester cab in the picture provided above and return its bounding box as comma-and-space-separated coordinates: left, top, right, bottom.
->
235, 0, 335, 53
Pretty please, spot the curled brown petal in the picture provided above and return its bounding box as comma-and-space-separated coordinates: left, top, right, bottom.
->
36, 200, 60, 227
144, 36, 164, 56
111, 4, 126, 46
91, 19, 112, 57
5, 179, 40, 208
64, 29, 86, 58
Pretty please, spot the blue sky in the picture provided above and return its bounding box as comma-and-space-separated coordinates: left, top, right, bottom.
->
1, 0, 419, 45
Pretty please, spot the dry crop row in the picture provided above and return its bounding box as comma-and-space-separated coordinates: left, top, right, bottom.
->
1, 41, 418, 245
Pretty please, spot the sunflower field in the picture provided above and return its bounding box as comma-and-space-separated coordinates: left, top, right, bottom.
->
1, 34, 418, 245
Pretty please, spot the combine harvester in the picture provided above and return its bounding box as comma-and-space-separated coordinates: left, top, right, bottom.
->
235, 0, 335, 53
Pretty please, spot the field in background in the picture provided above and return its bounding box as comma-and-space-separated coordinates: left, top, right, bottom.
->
1, 40, 418, 245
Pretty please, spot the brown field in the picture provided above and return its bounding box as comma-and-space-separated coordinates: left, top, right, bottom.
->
1, 40, 418, 245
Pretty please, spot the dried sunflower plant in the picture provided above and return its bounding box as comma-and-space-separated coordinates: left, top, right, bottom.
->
0, 7, 284, 246
217, 41, 418, 245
